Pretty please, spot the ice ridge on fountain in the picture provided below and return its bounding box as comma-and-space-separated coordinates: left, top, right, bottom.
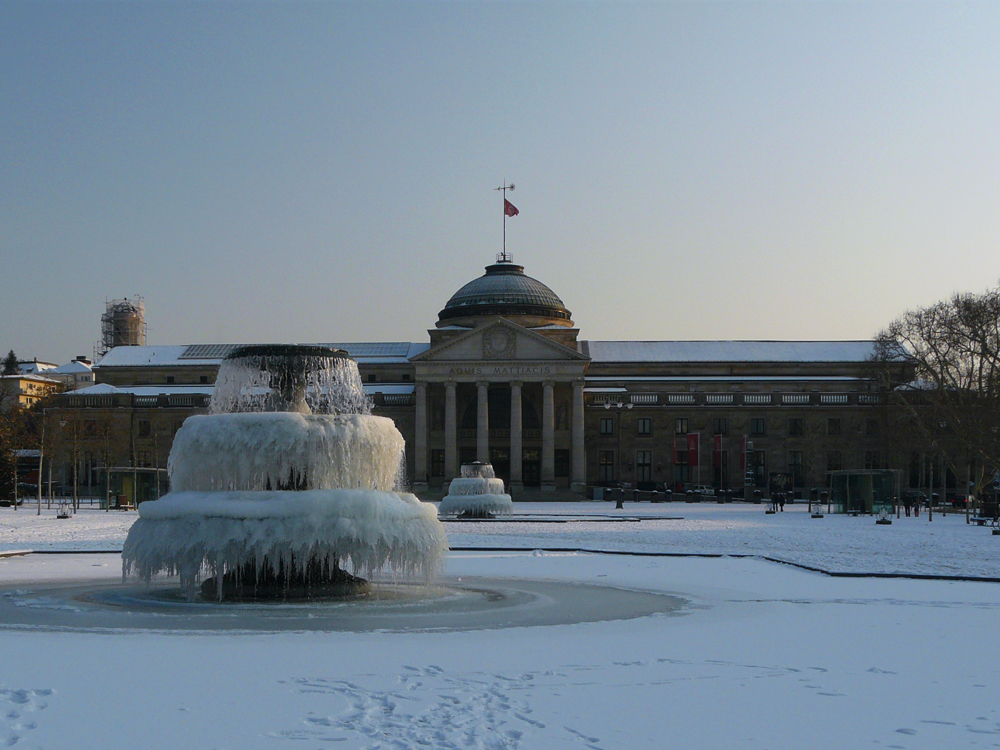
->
122, 345, 447, 600
439, 462, 513, 518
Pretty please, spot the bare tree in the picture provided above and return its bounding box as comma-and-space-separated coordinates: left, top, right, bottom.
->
872, 284, 1000, 505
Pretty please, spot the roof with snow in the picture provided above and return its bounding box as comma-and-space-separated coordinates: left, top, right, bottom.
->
94, 340, 878, 369
96, 343, 430, 368
49, 360, 94, 374
2, 373, 60, 384
586, 341, 877, 363
17, 361, 57, 373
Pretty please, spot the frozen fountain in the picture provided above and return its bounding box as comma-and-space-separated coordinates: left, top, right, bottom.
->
122, 345, 447, 600
439, 462, 513, 518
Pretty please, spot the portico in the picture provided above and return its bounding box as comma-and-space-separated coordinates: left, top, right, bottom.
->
410, 318, 589, 493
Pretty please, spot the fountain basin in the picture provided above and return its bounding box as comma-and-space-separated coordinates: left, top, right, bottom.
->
439, 463, 513, 517
124, 490, 447, 597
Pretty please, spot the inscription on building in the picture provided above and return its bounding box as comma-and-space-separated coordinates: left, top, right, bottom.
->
447, 364, 553, 376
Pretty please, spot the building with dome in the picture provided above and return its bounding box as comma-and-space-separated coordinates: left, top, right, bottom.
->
50, 254, 921, 505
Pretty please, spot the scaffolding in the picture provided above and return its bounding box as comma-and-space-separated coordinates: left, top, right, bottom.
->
98, 297, 147, 357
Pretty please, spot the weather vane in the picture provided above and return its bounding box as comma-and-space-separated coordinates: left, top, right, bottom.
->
495, 182, 518, 262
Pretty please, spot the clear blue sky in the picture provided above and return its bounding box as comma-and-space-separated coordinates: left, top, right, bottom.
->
3, 1, 998, 363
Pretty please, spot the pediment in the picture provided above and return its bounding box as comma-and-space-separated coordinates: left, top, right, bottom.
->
412, 318, 588, 364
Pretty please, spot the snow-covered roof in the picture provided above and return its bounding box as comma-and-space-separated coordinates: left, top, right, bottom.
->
586, 341, 877, 364
72, 383, 120, 395
2, 373, 60, 384
96, 346, 197, 367
49, 360, 94, 374
97, 343, 430, 368
93, 339, 878, 370
17, 361, 57, 373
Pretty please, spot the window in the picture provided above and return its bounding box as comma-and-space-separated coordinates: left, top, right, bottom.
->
367, 374, 376, 383
788, 418, 804, 436
750, 418, 766, 436
827, 418, 842, 436
166, 376, 175, 384
136, 451, 150, 468
865, 418, 878, 436
599, 451, 615, 483
788, 451, 804, 487
637, 417, 651, 435
555, 449, 570, 478
713, 418, 727, 435
137, 420, 151, 437
431, 449, 445, 477
600, 417, 614, 435
748, 450, 766, 487
402, 374, 411, 382
864, 451, 880, 470
826, 451, 843, 472
674, 441, 689, 465
635, 451, 652, 483
675, 418, 688, 434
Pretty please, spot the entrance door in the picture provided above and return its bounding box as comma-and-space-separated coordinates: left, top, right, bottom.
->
490, 448, 510, 486
522, 448, 541, 487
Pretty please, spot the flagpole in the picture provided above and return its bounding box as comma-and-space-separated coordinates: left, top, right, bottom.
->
495, 182, 514, 261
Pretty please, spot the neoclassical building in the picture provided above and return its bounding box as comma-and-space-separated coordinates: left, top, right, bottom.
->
52, 255, 906, 502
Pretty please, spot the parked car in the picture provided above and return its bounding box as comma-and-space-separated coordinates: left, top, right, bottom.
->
684, 484, 716, 497
947, 495, 969, 508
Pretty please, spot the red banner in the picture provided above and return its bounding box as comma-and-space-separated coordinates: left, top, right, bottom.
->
687, 433, 699, 467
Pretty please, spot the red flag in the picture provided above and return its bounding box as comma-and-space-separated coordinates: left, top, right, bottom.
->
504, 199, 519, 217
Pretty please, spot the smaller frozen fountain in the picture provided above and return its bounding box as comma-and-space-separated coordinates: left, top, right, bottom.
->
123, 345, 447, 600
439, 462, 513, 518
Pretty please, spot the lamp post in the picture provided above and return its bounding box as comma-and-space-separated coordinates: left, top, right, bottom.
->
604, 399, 633, 486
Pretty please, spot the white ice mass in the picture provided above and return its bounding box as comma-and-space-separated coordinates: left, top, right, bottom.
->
438, 462, 513, 517
122, 345, 446, 598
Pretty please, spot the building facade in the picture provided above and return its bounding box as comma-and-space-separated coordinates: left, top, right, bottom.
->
50, 256, 918, 501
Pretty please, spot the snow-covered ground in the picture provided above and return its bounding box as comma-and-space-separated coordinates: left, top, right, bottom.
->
2, 502, 1000, 749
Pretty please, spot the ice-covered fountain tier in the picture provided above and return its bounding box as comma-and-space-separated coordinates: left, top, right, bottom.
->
438, 462, 513, 518
122, 345, 447, 600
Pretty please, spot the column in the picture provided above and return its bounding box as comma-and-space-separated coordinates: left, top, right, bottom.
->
477, 380, 489, 463
412, 381, 428, 491
445, 381, 457, 481
571, 379, 586, 495
509, 381, 523, 493
541, 380, 555, 492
